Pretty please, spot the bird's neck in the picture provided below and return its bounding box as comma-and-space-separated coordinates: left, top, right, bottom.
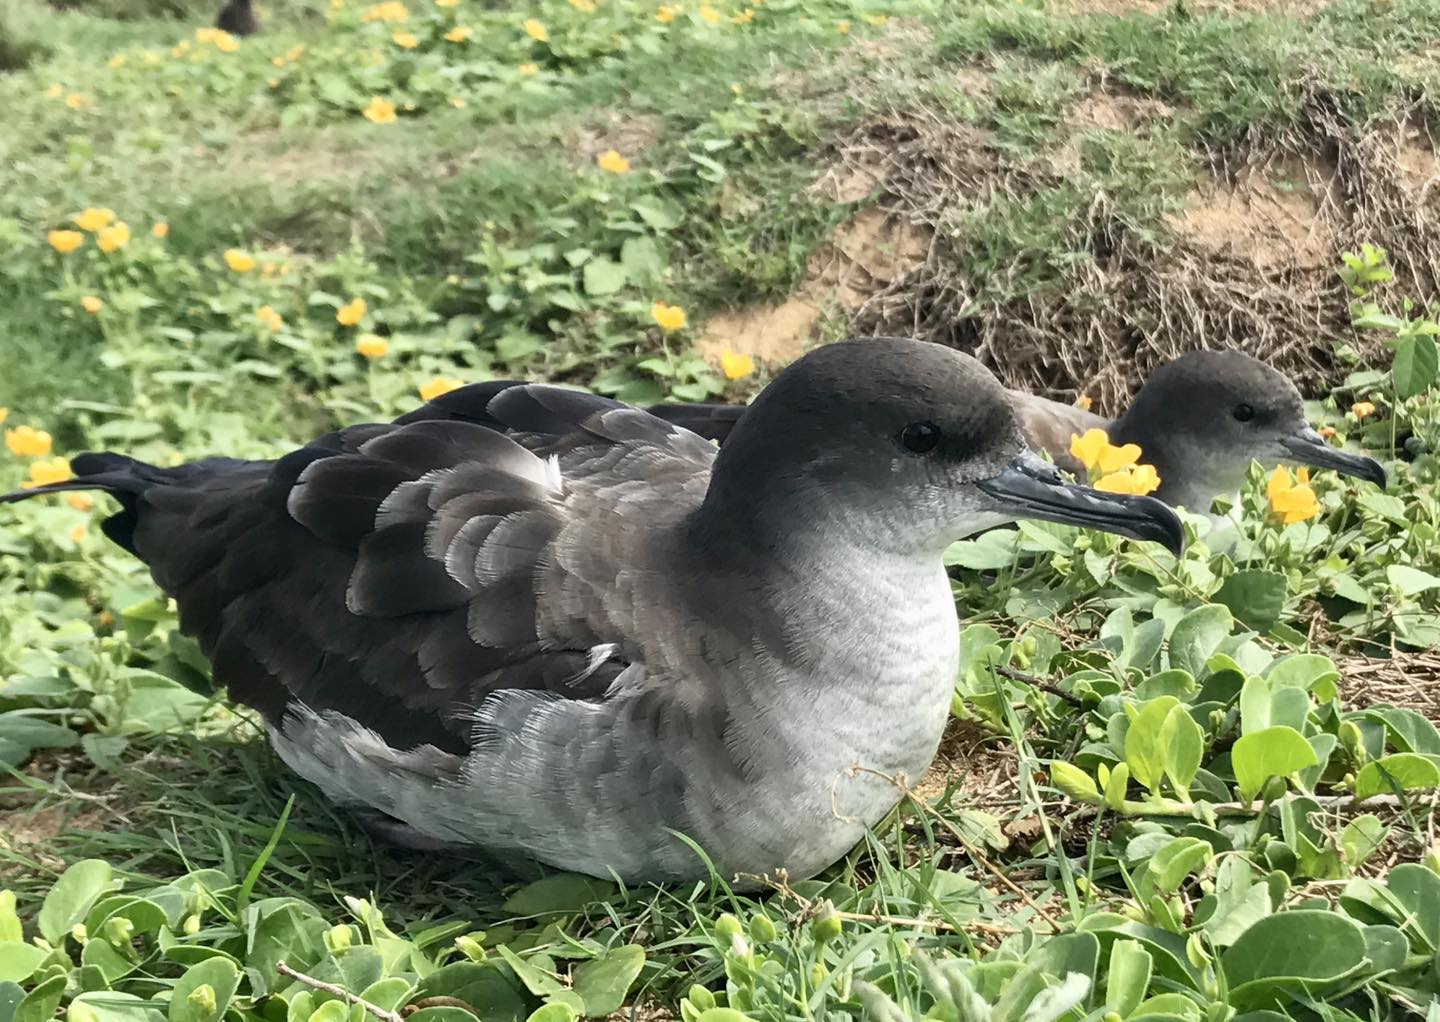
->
1109, 417, 1236, 513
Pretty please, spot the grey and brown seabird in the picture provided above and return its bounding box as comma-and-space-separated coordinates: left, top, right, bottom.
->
651, 346, 1387, 512
3, 339, 1181, 883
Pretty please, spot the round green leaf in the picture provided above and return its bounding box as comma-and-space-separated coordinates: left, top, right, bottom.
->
38, 860, 116, 945
1353, 754, 1440, 801
572, 945, 644, 1018
170, 957, 240, 1022
1219, 911, 1367, 1008
1232, 727, 1318, 802
0, 944, 45, 985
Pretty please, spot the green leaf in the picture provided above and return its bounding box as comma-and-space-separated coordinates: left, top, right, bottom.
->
572, 945, 644, 1017
0, 981, 23, 1022
1239, 675, 1270, 735
358, 978, 414, 1013
1125, 697, 1181, 792
502, 875, 617, 917
1392, 332, 1438, 398
1387, 565, 1440, 596
1219, 911, 1367, 1009
305, 1003, 349, 1022
0, 715, 78, 752
1104, 940, 1151, 1017
618, 237, 665, 287
1359, 706, 1440, 755
69, 992, 164, 1022
1168, 605, 1232, 678
1049, 762, 1100, 804
581, 259, 627, 297
1232, 727, 1318, 802
526, 1006, 576, 1022
0, 895, 18, 944
0, 945, 45, 985
1147, 837, 1214, 895
170, 957, 239, 1022
38, 859, 116, 944
1265, 654, 1340, 694
413, 964, 526, 1022
1354, 753, 1440, 800
1340, 815, 1387, 867
11, 974, 63, 1022
1215, 571, 1287, 632
1160, 705, 1204, 799
1386, 863, 1440, 951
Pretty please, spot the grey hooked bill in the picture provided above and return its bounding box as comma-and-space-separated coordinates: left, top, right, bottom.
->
976, 452, 1186, 556
1279, 427, 1387, 490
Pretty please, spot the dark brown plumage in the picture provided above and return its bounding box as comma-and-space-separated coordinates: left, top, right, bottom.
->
216, 0, 259, 36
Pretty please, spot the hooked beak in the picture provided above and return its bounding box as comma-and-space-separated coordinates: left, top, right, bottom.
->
1278, 427, 1387, 490
976, 452, 1185, 556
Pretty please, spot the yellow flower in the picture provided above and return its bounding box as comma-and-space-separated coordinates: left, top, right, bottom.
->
355, 334, 391, 358
524, 18, 549, 41
151, 221, 169, 238
96, 222, 131, 253
337, 297, 368, 326
1319, 426, 1337, 440
5, 425, 53, 457
435, 0, 457, 6
81, 295, 104, 314
698, 4, 719, 22
225, 249, 257, 272
48, 230, 85, 254
836, 19, 851, 32
268, 77, 280, 88
1069, 428, 1142, 476
419, 376, 464, 401
518, 62, 539, 76
67, 491, 94, 511
256, 305, 284, 331
1266, 466, 1321, 525
45, 83, 63, 98
72, 207, 115, 232
196, 26, 219, 42
287, 43, 305, 60
363, 1, 408, 20
444, 25, 472, 41
1094, 464, 1161, 496
141, 50, 161, 65
363, 96, 398, 123
214, 30, 239, 52
65, 93, 91, 109
596, 149, 631, 174
108, 54, 127, 69
656, 4, 677, 21
731, 7, 753, 23
1351, 401, 1376, 419
393, 30, 419, 47
69, 524, 88, 544
1075, 394, 1092, 411
569, 0, 596, 9
651, 300, 687, 332
863, 13, 888, 24
720, 349, 755, 380
0, 408, 7, 425
23, 458, 73, 489
449, 95, 466, 108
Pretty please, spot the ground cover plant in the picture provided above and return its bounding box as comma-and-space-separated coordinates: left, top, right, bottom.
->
3, 0, 1440, 1018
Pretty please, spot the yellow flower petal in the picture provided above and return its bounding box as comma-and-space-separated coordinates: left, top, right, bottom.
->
419, 376, 464, 401
355, 334, 390, 358
719, 349, 755, 381
444, 25, 472, 41
151, 221, 169, 238
72, 208, 116, 232
67, 491, 94, 511
1351, 400, 1375, 419
81, 295, 104, 314
524, 18, 549, 41
97, 222, 131, 253
5, 425, 53, 457
595, 149, 631, 174
393, 30, 419, 47
363, 96, 398, 123
518, 62, 539, 76
48, 230, 85, 253
24, 457, 73, 488
651, 300, 687, 332
337, 297, 368, 326
1068, 428, 1109, 473
224, 249, 257, 272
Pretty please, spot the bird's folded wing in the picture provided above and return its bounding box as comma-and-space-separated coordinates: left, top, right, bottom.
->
129, 385, 717, 754
1005, 387, 1107, 474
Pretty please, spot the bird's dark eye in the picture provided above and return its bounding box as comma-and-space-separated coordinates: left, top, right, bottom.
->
900, 421, 941, 454
1232, 404, 1256, 423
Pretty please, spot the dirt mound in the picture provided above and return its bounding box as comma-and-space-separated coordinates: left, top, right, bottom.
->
696, 199, 932, 368
696, 90, 1440, 413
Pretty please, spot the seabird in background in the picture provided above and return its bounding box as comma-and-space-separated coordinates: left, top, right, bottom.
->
650, 346, 1387, 512
3, 339, 1182, 883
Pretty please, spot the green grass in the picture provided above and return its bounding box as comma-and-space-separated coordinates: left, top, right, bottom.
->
4, 0, 1440, 1020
